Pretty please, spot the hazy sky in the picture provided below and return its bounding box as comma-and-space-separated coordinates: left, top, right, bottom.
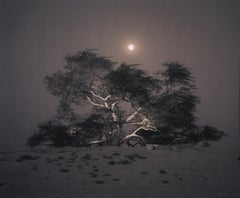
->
0, 0, 239, 151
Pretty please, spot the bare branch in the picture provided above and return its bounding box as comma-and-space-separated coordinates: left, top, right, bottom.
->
112, 112, 117, 122
132, 126, 145, 135
111, 101, 121, 122
125, 118, 158, 131
89, 90, 111, 101
105, 95, 111, 101
86, 96, 105, 108
126, 107, 142, 122
89, 90, 111, 109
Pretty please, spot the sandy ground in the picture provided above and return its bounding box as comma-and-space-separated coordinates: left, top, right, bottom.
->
0, 142, 239, 198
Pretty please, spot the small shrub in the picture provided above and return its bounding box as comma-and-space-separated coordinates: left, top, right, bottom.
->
200, 125, 225, 141
27, 120, 77, 147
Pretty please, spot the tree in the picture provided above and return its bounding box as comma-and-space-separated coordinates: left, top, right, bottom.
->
28, 50, 224, 147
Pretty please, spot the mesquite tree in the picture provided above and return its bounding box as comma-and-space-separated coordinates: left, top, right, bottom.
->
28, 49, 223, 147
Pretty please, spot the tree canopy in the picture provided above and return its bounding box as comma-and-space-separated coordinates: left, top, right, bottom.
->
28, 49, 224, 147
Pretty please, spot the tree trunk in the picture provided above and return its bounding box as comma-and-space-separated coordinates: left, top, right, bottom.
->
112, 123, 121, 146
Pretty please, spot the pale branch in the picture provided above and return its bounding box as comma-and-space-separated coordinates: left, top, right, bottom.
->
126, 107, 142, 122
111, 102, 117, 110
124, 118, 158, 132
89, 90, 111, 101
132, 126, 145, 135
112, 112, 117, 122
122, 133, 145, 143
105, 95, 112, 101
86, 96, 105, 108
88, 89, 112, 109
111, 101, 120, 122
104, 102, 110, 109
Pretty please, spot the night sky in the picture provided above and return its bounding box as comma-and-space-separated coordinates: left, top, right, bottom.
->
0, 0, 239, 151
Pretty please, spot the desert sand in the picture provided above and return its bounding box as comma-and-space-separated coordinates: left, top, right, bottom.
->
0, 141, 239, 198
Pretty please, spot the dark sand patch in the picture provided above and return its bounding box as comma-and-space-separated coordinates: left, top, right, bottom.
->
112, 152, 120, 156
89, 172, 98, 178
108, 160, 116, 165
95, 180, 105, 184
60, 169, 70, 173
32, 165, 38, 171
117, 160, 131, 165
159, 169, 167, 174
162, 180, 169, 184
103, 154, 113, 159
46, 158, 52, 163
58, 156, 65, 160
125, 154, 147, 161
81, 154, 91, 161
16, 155, 40, 162
103, 173, 111, 177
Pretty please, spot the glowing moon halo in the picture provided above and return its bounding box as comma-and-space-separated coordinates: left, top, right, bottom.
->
128, 44, 135, 51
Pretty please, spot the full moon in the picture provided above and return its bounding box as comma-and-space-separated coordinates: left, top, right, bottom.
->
128, 44, 135, 51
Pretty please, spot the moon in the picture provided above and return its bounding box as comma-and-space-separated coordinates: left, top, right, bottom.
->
128, 44, 135, 51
